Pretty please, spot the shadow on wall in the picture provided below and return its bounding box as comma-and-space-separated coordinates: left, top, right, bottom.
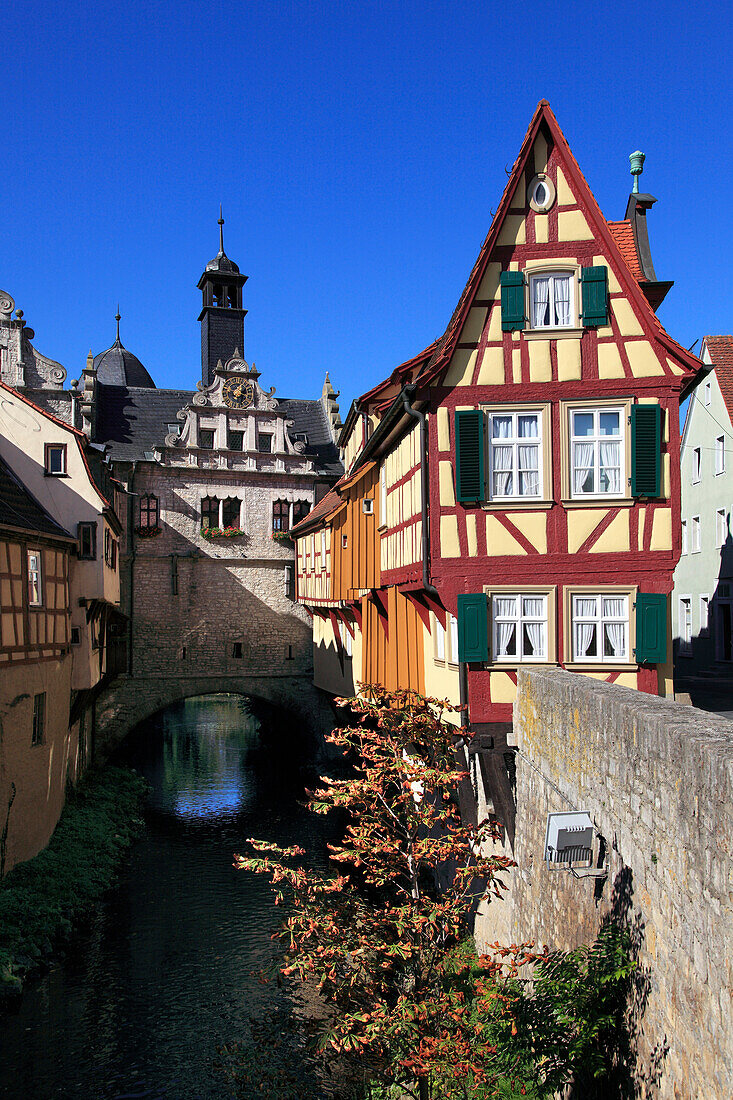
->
675, 527, 733, 680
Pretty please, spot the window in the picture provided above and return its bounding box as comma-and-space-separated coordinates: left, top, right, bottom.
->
221, 498, 241, 529
32, 692, 45, 745
679, 597, 692, 656
284, 564, 295, 600
700, 595, 710, 636
692, 447, 701, 483
258, 433, 273, 453
691, 516, 701, 553
433, 615, 446, 661
380, 465, 387, 522
570, 407, 624, 497
104, 535, 117, 571
167, 422, 181, 437
571, 594, 629, 662
229, 430, 244, 452
27, 550, 42, 607
292, 501, 311, 526
342, 534, 348, 549
681, 519, 688, 554
272, 500, 289, 533
705, 382, 712, 406
71, 626, 81, 645
139, 494, 159, 529
717, 509, 728, 547
44, 443, 67, 476
527, 174, 555, 212
320, 529, 327, 570
171, 555, 179, 596
448, 614, 459, 666
201, 496, 219, 529
78, 522, 97, 560
488, 410, 542, 499
529, 272, 574, 329
231, 641, 244, 659
199, 429, 215, 450
716, 436, 726, 475
492, 593, 547, 662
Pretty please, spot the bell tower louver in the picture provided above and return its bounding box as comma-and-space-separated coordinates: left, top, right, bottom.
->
197, 210, 247, 386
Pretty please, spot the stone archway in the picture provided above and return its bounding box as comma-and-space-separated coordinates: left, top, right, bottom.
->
93, 673, 336, 761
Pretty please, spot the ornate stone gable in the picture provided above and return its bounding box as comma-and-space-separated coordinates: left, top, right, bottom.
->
162, 353, 314, 474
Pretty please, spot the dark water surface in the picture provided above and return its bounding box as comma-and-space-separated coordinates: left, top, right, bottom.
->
0, 695, 336, 1099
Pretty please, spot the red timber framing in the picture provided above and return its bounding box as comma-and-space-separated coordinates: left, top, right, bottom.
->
0, 536, 72, 664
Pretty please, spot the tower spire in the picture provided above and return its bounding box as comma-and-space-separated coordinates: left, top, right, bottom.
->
218, 205, 225, 254
115, 305, 121, 344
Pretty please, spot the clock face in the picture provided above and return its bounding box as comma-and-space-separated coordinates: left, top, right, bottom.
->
222, 377, 254, 409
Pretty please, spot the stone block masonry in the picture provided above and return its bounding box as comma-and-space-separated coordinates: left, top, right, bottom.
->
476, 667, 733, 1099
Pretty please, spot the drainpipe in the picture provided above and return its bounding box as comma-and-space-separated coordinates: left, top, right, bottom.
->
402, 385, 470, 732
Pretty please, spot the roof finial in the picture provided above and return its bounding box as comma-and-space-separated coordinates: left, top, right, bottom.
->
218, 205, 225, 254
115, 305, 121, 343
629, 150, 645, 194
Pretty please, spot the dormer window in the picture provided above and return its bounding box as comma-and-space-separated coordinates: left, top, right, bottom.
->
44, 443, 67, 476
199, 429, 215, 450
530, 272, 574, 329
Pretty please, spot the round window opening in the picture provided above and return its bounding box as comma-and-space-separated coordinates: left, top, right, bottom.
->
528, 174, 555, 213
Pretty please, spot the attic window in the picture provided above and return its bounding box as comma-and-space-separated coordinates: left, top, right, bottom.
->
527, 174, 555, 213
45, 443, 67, 476
530, 272, 574, 329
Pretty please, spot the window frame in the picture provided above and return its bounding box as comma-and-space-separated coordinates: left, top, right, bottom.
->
447, 614, 459, 668
560, 397, 633, 504
32, 692, 46, 745
691, 515, 701, 553
523, 261, 583, 340
258, 432, 273, 454
716, 436, 726, 476
221, 497, 241, 530
678, 595, 693, 657
44, 443, 67, 477
717, 508, 727, 548
692, 447, 701, 484
292, 500, 311, 526
433, 613, 446, 663
704, 381, 712, 406
228, 429, 244, 452
481, 585, 556, 667
681, 518, 688, 555
201, 496, 219, 530
272, 499, 290, 533
563, 585, 637, 669
480, 402, 552, 508
199, 428, 215, 450
27, 549, 43, 608
700, 594, 711, 637
78, 521, 97, 561
138, 494, 159, 530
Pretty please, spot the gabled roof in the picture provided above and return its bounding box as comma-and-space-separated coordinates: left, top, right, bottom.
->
413, 100, 702, 393
705, 336, 733, 425
290, 486, 344, 536
0, 455, 73, 541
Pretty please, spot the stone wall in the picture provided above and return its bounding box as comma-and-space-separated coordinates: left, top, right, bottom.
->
476, 667, 733, 1098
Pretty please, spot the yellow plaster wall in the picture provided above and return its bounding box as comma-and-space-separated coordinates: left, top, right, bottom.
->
626, 341, 665, 377
555, 167, 575, 206
437, 407, 450, 451
666, 357, 686, 377
611, 298, 644, 337
534, 133, 548, 174
487, 304, 503, 341
567, 509, 607, 554
512, 349, 522, 384
590, 509, 630, 553
477, 262, 501, 300
535, 215, 549, 244
477, 346, 505, 386
593, 255, 622, 294
651, 508, 672, 551
557, 209, 593, 241
490, 672, 517, 704
462, 307, 487, 344
444, 348, 477, 388
556, 339, 581, 381
466, 514, 478, 557
637, 507, 646, 551
485, 514, 526, 555
439, 461, 455, 507
440, 514, 461, 558
511, 511, 547, 554
497, 215, 526, 247
597, 342, 626, 379
528, 340, 552, 382
615, 672, 639, 689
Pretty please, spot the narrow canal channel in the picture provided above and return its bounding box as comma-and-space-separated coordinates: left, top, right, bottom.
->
0, 695, 338, 1100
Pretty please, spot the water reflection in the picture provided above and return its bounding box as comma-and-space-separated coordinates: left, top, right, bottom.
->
0, 694, 336, 1100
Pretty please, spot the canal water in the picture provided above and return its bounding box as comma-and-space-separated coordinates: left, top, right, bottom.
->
0, 695, 341, 1100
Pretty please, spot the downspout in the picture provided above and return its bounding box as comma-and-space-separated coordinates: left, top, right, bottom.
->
402, 385, 469, 732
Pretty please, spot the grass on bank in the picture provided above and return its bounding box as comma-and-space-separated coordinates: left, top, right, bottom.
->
0, 765, 148, 996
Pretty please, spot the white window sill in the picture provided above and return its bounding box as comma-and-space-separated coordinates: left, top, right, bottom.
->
563, 497, 633, 508
565, 660, 634, 670
523, 328, 583, 342
482, 499, 553, 511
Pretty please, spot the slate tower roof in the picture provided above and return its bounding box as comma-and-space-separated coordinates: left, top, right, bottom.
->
93, 312, 155, 388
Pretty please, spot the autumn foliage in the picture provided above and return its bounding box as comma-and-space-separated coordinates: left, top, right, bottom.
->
234, 686, 541, 1097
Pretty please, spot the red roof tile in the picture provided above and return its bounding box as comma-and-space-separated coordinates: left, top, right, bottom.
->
705, 336, 733, 425
290, 486, 344, 536
607, 221, 643, 280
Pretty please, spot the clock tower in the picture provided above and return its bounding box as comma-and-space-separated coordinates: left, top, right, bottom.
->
197, 211, 248, 388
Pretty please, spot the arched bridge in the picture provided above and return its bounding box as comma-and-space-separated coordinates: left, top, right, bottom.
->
94, 672, 337, 760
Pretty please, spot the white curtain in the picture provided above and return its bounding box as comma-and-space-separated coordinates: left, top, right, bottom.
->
518, 415, 538, 438
492, 416, 512, 439
524, 622, 545, 657
603, 597, 626, 658
573, 597, 597, 658
494, 597, 516, 656
553, 275, 571, 326
599, 441, 621, 493
518, 444, 539, 496
532, 277, 550, 327
573, 442, 595, 494
492, 445, 513, 496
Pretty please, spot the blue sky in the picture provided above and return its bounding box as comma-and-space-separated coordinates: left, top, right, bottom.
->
4, 1, 732, 409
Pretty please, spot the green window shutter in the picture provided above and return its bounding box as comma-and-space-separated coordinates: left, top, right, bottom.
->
635, 593, 668, 664
500, 270, 525, 331
457, 593, 489, 663
580, 266, 608, 327
455, 410, 485, 502
631, 403, 662, 497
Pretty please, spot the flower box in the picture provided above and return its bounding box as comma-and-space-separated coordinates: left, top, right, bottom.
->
271, 531, 293, 545
135, 525, 162, 539
201, 525, 242, 540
